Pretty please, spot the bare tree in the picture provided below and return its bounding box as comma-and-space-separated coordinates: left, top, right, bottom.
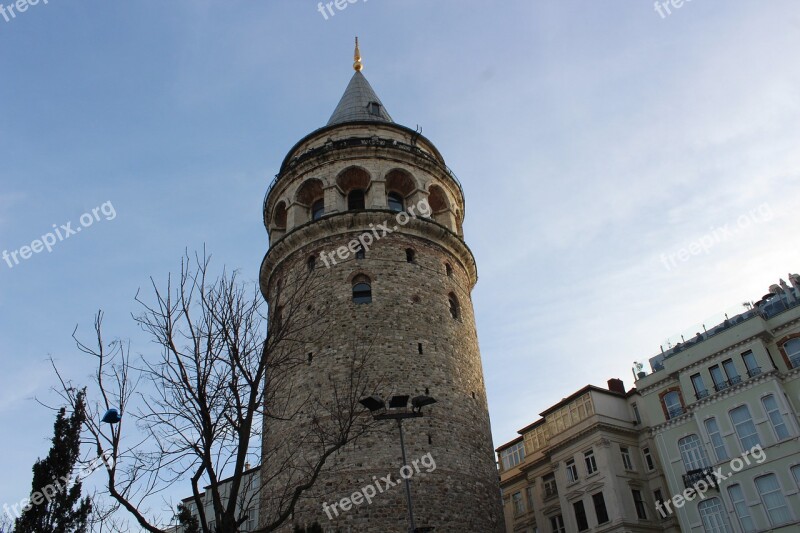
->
52, 252, 378, 533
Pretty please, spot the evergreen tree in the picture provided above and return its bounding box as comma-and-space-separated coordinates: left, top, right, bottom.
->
176, 503, 200, 533
14, 391, 92, 533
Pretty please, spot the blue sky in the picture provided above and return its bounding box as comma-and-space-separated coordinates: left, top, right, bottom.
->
1, 0, 799, 525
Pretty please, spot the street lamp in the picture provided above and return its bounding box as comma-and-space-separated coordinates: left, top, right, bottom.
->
359, 394, 437, 533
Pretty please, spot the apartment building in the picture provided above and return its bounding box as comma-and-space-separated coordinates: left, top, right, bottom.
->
634, 273, 800, 532
497, 379, 680, 533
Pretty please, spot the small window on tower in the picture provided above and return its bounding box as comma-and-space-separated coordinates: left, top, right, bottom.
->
307, 256, 316, 272
368, 102, 382, 116
406, 248, 415, 263
311, 199, 325, 220
352, 275, 372, 304
445, 263, 453, 277
355, 245, 366, 260
448, 293, 460, 319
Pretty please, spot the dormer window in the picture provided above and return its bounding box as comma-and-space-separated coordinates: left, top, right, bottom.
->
368, 102, 382, 116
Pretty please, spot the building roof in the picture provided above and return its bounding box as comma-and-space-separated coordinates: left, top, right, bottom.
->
327, 71, 393, 126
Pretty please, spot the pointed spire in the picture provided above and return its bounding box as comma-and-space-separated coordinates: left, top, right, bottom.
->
327, 38, 393, 126
354, 37, 363, 72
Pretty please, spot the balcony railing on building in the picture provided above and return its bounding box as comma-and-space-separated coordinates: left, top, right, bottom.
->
790, 355, 800, 369
695, 390, 710, 401
667, 406, 685, 419
747, 366, 762, 378
683, 467, 718, 490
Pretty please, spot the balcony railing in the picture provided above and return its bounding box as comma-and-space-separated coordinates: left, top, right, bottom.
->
713, 381, 731, 392
695, 390, 710, 401
667, 406, 685, 419
683, 467, 718, 490
544, 486, 558, 499
747, 366, 762, 378
728, 375, 742, 385
790, 355, 800, 369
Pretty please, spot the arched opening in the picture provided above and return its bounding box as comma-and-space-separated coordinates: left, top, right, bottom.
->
311, 199, 325, 221
448, 292, 460, 319
296, 178, 325, 223
273, 201, 287, 229
352, 274, 372, 304
445, 263, 453, 277
388, 192, 405, 212
348, 189, 366, 211
355, 245, 366, 260
406, 248, 415, 263
307, 256, 316, 272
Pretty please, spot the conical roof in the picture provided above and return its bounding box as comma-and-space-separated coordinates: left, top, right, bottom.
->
327, 71, 393, 126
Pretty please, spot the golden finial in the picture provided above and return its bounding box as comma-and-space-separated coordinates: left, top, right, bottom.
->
353, 37, 363, 72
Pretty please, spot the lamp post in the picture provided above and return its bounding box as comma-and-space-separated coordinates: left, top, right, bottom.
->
360, 394, 437, 533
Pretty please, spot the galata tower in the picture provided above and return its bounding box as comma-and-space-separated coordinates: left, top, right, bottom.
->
260, 40, 503, 533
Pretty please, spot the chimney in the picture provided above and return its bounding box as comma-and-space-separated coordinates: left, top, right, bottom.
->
607, 378, 626, 394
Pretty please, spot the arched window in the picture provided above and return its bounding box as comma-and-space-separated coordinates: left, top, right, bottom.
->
406, 248, 415, 263
784, 338, 800, 368
352, 275, 372, 304
388, 192, 405, 212
698, 498, 733, 533
445, 263, 453, 277
348, 189, 366, 211
678, 434, 710, 471
273, 201, 287, 229
448, 292, 460, 319
307, 256, 316, 272
311, 199, 325, 220
355, 245, 365, 260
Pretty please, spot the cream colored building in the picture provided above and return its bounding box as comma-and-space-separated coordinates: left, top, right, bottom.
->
172, 464, 261, 533
634, 273, 800, 532
497, 379, 681, 533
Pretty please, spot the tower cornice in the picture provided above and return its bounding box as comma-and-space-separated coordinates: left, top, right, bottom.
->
259, 209, 478, 301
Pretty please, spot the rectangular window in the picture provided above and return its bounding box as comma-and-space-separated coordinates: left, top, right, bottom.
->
642, 447, 655, 471
653, 489, 667, 520
513, 491, 525, 516
793, 465, 800, 488
543, 473, 558, 499
549, 514, 565, 533
632, 402, 642, 424
704, 417, 729, 462
742, 350, 760, 377
573, 500, 589, 531
501, 441, 526, 470
722, 359, 741, 384
584, 449, 597, 475
526, 486, 535, 512
762, 394, 790, 440
755, 474, 793, 526
566, 459, 578, 483
730, 405, 761, 451
727, 484, 756, 533
632, 489, 647, 520
592, 491, 609, 524
620, 447, 634, 471
691, 373, 708, 399
709, 365, 728, 391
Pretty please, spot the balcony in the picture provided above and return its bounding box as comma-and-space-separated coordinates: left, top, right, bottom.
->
728, 375, 742, 385
683, 467, 718, 490
790, 355, 800, 369
543, 486, 558, 500
747, 367, 762, 378
695, 390, 710, 401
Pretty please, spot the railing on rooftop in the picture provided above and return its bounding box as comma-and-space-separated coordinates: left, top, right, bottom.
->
650, 291, 800, 372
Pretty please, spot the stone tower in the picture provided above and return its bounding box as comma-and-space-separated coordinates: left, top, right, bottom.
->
259, 42, 503, 532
